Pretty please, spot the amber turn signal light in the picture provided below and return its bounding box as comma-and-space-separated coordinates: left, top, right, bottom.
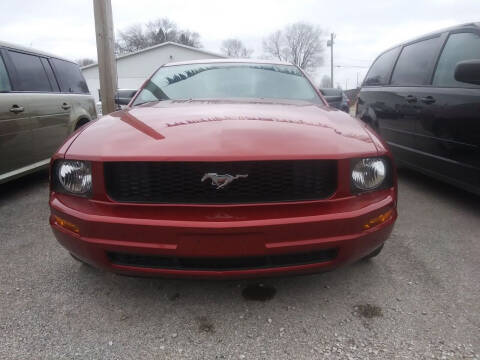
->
54, 215, 80, 234
363, 209, 394, 230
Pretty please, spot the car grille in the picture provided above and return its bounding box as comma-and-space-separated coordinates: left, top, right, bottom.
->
104, 160, 337, 204
107, 249, 338, 271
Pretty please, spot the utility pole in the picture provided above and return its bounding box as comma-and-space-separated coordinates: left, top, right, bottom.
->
327, 33, 335, 88
93, 0, 117, 115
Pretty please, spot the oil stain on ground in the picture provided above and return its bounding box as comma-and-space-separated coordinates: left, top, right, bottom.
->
196, 316, 215, 333
354, 304, 383, 319
242, 283, 276, 301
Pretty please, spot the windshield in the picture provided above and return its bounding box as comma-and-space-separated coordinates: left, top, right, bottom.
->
133, 62, 322, 105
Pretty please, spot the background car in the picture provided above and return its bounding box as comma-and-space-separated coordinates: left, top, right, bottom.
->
0, 41, 96, 183
95, 88, 137, 116
318, 88, 350, 112
356, 22, 480, 195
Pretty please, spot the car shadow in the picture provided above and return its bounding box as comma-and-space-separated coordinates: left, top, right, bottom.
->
0, 169, 49, 202
397, 167, 479, 213
66, 256, 385, 310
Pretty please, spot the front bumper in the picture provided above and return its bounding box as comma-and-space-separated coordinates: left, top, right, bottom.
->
49, 188, 396, 279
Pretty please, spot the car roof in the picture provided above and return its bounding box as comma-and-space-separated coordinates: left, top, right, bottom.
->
366, 22, 480, 73
163, 58, 295, 67
382, 22, 480, 54
0, 40, 75, 64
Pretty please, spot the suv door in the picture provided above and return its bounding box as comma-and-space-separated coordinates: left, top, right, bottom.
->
5, 49, 70, 164
386, 35, 444, 165
0, 50, 34, 180
49, 57, 95, 132
357, 47, 403, 145
415, 30, 480, 192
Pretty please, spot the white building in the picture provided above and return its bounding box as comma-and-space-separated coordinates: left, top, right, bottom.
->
82, 42, 225, 102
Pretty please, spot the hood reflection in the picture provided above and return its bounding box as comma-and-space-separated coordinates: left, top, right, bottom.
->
109, 103, 372, 145
111, 110, 165, 140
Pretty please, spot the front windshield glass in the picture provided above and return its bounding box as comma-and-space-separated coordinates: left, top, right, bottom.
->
133, 62, 322, 105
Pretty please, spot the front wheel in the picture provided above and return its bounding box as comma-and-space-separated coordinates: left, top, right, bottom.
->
362, 244, 384, 260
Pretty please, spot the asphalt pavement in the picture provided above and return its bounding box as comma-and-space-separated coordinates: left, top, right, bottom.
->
0, 168, 479, 359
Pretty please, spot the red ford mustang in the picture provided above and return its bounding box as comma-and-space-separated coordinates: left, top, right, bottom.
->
49, 59, 397, 279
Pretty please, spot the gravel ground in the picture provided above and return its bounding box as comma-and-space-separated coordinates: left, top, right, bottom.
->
0, 168, 479, 359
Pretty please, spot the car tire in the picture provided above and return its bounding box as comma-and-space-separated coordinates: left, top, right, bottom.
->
74, 118, 90, 131
362, 244, 384, 260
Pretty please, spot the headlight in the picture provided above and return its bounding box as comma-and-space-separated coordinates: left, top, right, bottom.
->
351, 158, 387, 191
56, 160, 92, 195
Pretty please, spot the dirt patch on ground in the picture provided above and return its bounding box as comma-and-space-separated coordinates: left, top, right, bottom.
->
354, 304, 383, 319
197, 316, 215, 333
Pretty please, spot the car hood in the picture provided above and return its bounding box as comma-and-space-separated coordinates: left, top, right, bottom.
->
65, 99, 379, 161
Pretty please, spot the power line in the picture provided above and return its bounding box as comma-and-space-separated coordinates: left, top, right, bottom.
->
326, 33, 335, 87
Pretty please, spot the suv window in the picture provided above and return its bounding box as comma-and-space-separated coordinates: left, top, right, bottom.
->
51, 58, 89, 94
391, 37, 441, 86
0, 56, 11, 92
8, 51, 52, 92
433, 32, 480, 88
363, 47, 399, 86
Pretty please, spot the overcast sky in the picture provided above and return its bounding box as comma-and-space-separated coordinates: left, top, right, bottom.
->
0, 0, 479, 88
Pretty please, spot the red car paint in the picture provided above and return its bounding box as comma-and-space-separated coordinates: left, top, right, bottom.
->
49, 62, 397, 279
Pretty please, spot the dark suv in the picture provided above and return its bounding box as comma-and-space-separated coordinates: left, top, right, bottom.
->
357, 22, 480, 195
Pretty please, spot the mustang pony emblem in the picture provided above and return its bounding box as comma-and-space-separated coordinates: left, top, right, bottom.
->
201, 173, 248, 189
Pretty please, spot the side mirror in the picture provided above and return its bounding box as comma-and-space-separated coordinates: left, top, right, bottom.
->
454, 60, 480, 85
115, 89, 137, 106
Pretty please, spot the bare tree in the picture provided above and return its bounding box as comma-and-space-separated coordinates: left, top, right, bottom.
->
177, 30, 202, 48
220, 39, 253, 58
263, 31, 286, 61
263, 22, 325, 72
115, 18, 202, 55
116, 24, 149, 54
76, 58, 95, 67
145, 18, 178, 44
320, 75, 331, 88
